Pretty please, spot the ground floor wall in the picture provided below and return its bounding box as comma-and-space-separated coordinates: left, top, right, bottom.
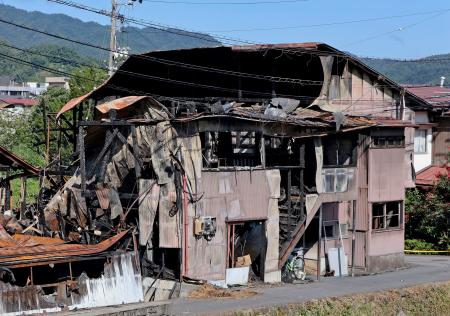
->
184, 169, 281, 283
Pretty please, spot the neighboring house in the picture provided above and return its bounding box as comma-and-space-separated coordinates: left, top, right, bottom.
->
45, 76, 69, 90
0, 97, 38, 114
407, 83, 450, 187
0, 76, 47, 97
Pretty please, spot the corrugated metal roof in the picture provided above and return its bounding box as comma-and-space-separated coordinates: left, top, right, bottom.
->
407, 86, 450, 108
95, 96, 148, 114
0, 230, 128, 267
0, 146, 40, 175
0, 98, 38, 107
416, 165, 449, 186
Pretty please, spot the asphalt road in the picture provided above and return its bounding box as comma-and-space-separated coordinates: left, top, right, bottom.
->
170, 255, 450, 315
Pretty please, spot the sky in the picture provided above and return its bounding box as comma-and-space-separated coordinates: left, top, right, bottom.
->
1, 0, 449, 58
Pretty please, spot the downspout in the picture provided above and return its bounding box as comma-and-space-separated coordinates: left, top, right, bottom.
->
351, 200, 356, 277
183, 175, 189, 277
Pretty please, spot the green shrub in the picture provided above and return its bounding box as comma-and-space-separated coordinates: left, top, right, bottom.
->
404, 239, 436, 251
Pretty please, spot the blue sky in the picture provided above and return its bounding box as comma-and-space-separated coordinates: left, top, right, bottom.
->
1, 0, 449, 58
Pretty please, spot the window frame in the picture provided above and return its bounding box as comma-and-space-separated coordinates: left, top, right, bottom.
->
371, 201, 402, 231
414, 129, 427, 154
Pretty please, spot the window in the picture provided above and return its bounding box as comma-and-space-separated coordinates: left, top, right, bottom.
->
323, 220, 348, 239
372, 136, 405, 148
323, 137, 356, 167
322, 168, 354, 193
201, 131, 260, 168
372, 201, 401, 230
414, 129, 427, 153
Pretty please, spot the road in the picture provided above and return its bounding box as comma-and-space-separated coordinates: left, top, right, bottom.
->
170, 255, 450, 315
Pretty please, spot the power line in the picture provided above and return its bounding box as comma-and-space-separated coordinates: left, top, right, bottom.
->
45, 1, 450, 63
0, 19, 327, 85
209, 8, 450, 32
344, 10, 449, 48
142, 0, 307, 4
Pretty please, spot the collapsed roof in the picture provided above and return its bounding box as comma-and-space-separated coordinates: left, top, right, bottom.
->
57, 42, 430, 118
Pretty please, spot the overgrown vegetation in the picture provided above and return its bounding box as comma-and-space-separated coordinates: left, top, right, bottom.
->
405, 175, 450, 251
236, 282, 450, 316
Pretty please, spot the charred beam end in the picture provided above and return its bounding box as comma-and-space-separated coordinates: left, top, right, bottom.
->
79, 120, 159, 127
78, 126, 86, 197
130, 125, 142, 179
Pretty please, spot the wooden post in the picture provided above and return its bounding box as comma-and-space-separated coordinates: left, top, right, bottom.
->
130, 125, 141, 180
19, 176, 27, 219
45, 114, 51, 164
259, 134, 266, 168
78, 126, 86, 196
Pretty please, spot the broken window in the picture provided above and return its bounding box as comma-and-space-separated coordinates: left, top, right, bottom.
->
323, 220, 348, 239
201, 131, 261, 168
323, 136, 356, 167
372, 201, 401, 230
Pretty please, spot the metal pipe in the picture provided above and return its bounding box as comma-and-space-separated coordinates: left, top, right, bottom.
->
183, 175, 189, 277
351, 200, 356, 277
317, 205, 322, 281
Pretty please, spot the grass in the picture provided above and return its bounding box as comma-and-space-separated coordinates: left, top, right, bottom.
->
235, 281, 450, 316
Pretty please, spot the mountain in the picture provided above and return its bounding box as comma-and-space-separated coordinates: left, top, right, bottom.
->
0, 4, 449, 86
0, 40, 98, 82
0, 4, 220, 61
361, 54, 450, 86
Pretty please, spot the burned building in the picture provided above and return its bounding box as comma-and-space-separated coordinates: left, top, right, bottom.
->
0, 43, 431, 313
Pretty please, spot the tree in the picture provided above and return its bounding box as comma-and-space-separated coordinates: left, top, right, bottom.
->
405, 174, 450, 250
69, 66, 107, 99
28, 66, 107, 163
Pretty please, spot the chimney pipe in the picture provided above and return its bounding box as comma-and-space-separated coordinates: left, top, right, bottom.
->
440, 76, 446, 88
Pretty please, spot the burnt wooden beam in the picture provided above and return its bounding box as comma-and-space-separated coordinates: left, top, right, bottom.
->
88, 129, 118, 181
130, 125, 142, 179
78, 126, 86, 196
116, 131, 144, 170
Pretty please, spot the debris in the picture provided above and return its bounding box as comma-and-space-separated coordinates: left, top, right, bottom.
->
188, 284, 257, 299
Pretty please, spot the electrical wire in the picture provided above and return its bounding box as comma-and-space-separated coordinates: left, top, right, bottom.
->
343, 11, 449, 48
209, 8, 450, 32
143, 0, 307, 4
0, 20, 328, 85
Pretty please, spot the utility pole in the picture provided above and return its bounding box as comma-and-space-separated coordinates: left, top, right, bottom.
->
108, 0, 117, 76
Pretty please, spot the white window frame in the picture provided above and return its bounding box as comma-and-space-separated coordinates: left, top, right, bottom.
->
322, 167, 354, 193
414, 129, 427, 154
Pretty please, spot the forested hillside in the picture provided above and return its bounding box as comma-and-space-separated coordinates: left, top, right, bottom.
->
362, 55, 450, 86
0, 4, 220, 61
0, 39, 98, 82
0, 3, 449, 85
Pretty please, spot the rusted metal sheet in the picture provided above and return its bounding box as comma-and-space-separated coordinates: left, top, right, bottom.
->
95, 96, 148, 114
56, 91, 93, 118
0, 146, 40, 175
0, 230, 128, 267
